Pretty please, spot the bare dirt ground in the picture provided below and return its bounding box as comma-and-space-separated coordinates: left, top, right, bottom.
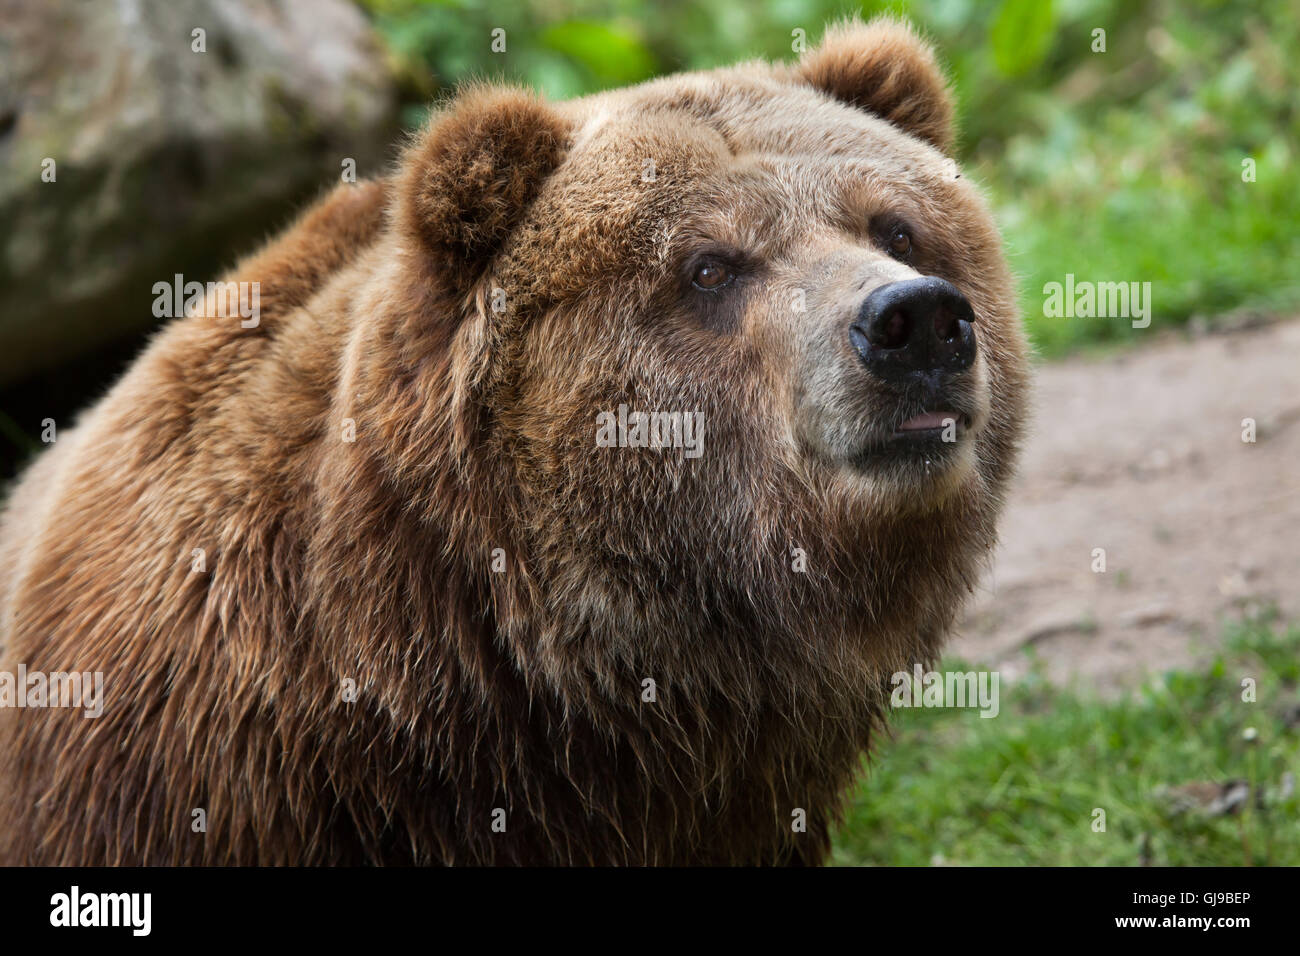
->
955, 318, 1300, 691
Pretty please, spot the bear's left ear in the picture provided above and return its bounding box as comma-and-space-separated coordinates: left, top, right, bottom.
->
795, 17, 955, 153
398, 84, 569, 295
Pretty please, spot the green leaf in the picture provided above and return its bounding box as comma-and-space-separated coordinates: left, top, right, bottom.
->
990, 0, 1056, 77
538, 21, 657, 87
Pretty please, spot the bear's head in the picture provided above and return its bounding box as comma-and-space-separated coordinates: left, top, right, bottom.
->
345, 17, 1029, 728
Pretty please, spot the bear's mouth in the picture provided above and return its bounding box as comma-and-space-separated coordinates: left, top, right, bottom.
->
846, 404, 977, 470
892, 410, 967, 438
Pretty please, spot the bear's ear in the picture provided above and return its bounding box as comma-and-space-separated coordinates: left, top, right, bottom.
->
398, 84, 569, 292
795, 17, 954, 153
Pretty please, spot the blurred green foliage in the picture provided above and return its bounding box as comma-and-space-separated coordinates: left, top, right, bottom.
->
363, 0, 1299, 356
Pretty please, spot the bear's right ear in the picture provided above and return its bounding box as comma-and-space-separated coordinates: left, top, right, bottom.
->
397, 85, 568, 295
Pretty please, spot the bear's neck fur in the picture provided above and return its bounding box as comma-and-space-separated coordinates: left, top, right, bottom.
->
281, 192, 999, 864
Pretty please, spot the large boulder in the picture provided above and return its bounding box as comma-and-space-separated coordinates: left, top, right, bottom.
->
0, 0, 401, 384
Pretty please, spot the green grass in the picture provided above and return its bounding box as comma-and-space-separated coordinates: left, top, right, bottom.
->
991, 26, 1300, 356
831, 615, 1300, 865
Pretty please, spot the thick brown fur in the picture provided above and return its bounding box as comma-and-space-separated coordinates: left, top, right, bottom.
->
0, 18, 1029, 865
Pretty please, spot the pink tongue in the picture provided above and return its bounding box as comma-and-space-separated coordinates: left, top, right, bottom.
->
897, 411, 956, 431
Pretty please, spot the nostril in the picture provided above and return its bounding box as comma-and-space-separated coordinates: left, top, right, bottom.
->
876, 308, 910, 349
935, 308, 958, 342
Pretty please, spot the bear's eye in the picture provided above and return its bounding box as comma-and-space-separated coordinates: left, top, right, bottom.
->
887, 228, 913, 259
691, 261, 734, 291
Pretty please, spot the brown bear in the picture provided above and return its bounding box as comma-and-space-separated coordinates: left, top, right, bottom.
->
0, 17, 1028, 865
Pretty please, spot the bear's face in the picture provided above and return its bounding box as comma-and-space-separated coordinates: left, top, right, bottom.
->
505, 75, 1014, 510
391, 19, 1029, 684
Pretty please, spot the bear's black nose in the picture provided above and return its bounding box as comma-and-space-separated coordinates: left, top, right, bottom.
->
849, 277, 977, 383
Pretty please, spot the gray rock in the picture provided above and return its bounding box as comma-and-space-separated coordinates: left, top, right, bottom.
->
0, 0, 400, 384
